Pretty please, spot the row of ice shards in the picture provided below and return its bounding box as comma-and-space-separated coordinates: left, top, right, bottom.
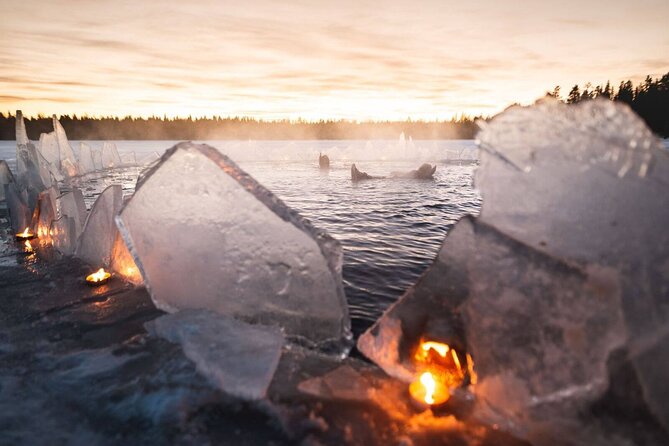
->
4, 100, 668, 446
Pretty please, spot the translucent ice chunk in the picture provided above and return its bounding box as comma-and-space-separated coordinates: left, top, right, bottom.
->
50, 215, 77, 255
38, 132, 60, 166
147, 309, 284, 400
92, 149, 103, 171
0, 160, 15, 201
138, 151, 160, 165
110, 231, 142, 285
120, 152, 137, 166
57, 188, 87, 235
15, 110, 29, 146
53, 116, 79, 176
32, 187, 58, 240
78, 143, 96, 174
3, 182, 30, 233
359, 99, 669, 444
101, 142, 122, 169
75, 185, 123, 267
117, 143, 350, 349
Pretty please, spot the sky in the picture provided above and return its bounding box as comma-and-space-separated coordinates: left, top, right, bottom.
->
0, 0, 667, 121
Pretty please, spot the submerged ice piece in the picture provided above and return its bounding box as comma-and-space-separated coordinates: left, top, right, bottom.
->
75, 185, 123, 267
358, 99, 669, 445
101, 142, 122, 169
148, 309, 284, 400
117, 142, 350, 349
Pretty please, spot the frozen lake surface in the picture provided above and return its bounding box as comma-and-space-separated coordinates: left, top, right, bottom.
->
0, 139, 481, 337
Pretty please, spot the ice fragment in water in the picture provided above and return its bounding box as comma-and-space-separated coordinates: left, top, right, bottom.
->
101, 142, 122, 168
138, 151, 160, 165
117, 143, 350, 350
50, 215, 77, 255
147, 309, 284, 400
78, 142, 96, 174
120, 152, 137, 166
75, 185, 122, 267
359, 99, 669, 444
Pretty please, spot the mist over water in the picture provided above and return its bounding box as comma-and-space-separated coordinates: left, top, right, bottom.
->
0, 139, 481, 335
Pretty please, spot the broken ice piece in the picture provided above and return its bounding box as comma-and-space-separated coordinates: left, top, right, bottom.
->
75, 185, 123, 267
297, 364, 372, 402
120, 152, 137, 166
50, 215, 77, 255
78, 143, 96, 174
117, 142, 350, 351
0, 159, 15, 201
110, 231, 142, 285
31, 187, 58, 240
147, 309, 284, 400
3, 182, 31, 233
57, 187, 87, 235
53, 115, 79, 176
101, 142, 122, 169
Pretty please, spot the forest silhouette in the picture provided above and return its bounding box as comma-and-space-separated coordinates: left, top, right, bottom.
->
1, 72, 667, 140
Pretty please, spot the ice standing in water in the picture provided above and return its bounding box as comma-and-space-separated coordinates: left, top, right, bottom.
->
117, 142, 351, 352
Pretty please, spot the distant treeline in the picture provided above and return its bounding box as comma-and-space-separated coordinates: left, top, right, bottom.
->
0, 114, 480, 141
1, 71, 667, 140
546, 72, 669, 136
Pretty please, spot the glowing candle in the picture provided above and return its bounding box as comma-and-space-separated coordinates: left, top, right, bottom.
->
16, 227, 35, 240
86, 268, 111, 286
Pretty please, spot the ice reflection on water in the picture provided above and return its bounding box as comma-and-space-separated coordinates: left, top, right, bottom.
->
0, 140, 481, 336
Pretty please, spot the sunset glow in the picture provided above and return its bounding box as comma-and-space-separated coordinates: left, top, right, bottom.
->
1, 0, 667, 120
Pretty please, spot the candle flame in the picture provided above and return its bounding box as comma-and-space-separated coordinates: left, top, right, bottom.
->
20, 227, 30, 237
86, 268, 111, 283
420, 372, 436, 405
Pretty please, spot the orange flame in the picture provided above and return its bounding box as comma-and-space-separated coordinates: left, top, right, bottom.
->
86, 268, 111, 283
409, 339, 472, 406
17, 227, 34, 238
24, 240, 33, 252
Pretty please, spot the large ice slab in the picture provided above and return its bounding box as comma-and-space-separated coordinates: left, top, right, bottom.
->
147, 309, 284, 400
358, 99, 669, 445
38, 132, 60, 166
117, 143, 350, 350
75, 185, 123, 267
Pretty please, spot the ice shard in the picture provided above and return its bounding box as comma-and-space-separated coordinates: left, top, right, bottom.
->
50, 215, 77, 255
147, 309, 284, 400
110, 231, 142, 285
3, 182, 31, 233
31, 187, 58, 240
15, 110, 29, 146
120, 152, 137, 166
53, 116, 79, 176
138, 151, 160, 165
358, 99, 669, 444
101, 142, 122, 169
57, 188, 87, 235
0, 160, 15, 201
38, 132, 60, 166
78, 143, 96, 174
75, 185, 123, 267
117, 142, 350, 349
92, 149, 103, 171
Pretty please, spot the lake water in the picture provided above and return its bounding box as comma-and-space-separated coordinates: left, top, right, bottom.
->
0, 139, 481, 337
